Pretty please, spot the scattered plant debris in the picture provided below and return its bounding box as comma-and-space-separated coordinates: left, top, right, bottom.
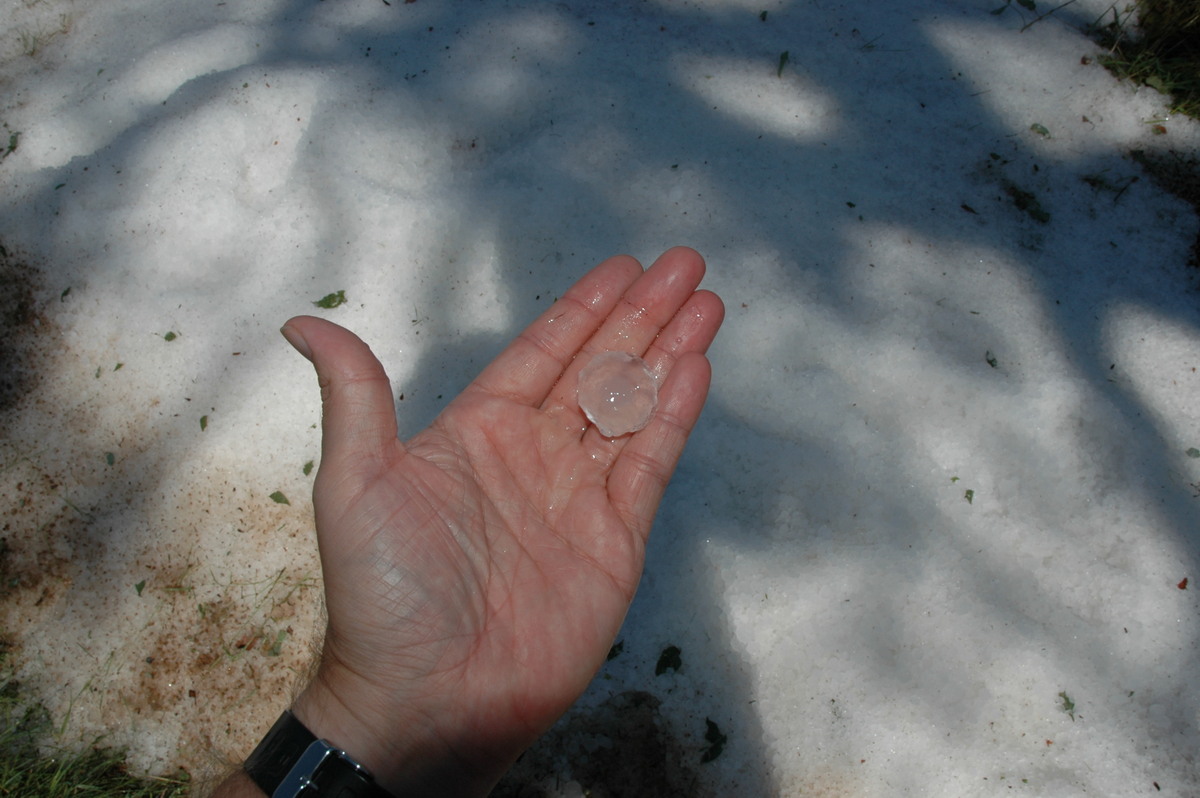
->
1081, 171, 1139, 202
1004, 182, 1050, 222
1178, 577, 1189, 590
269, 491, 290, 505
1186, 447, 1200, 458
134, 580, 146, 596
1030, 122, 1051, 138
163, 331, 177, 342
655, 644, 682, 675
700, 718, 727, 763
1, 130, 18, 161
607, 640, 624, 661
265, 629, 288, 656
964, 489, 975, 504
303, 460, 314, 475
493, 690, 701, 797
985, 351, 999, 368
1059, 690, 1076, 720
777, 51, 789, 78
199, 415, 208, 431
313, 290, 347, 309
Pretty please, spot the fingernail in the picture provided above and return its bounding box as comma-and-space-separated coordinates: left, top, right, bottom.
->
280, 323, 313, 361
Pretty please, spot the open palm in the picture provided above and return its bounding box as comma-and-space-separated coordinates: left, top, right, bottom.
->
282, 248, 723, 797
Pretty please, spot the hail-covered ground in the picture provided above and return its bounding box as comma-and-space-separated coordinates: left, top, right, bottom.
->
2, 0, 1198, 795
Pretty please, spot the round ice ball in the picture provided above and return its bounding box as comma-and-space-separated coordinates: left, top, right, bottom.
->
576, 351, 659, 437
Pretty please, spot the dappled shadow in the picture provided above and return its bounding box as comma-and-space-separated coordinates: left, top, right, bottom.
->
1, 0, 1199, 792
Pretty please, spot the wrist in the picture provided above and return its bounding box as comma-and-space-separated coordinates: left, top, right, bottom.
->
290, 664, 407, 793
289, 659, 498, 797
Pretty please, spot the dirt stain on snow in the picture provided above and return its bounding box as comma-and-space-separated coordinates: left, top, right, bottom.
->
0, 242, 325, 787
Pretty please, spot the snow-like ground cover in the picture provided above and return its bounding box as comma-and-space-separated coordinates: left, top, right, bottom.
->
2, 0, 1199, 794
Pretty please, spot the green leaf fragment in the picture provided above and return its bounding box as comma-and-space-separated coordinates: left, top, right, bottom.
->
1030, 122, 1050, 138
1186, 447, 1200, 458
1059, 690, 1075, 720
701, 718, 728, 763
313, 290, 347, 309
134, 580, 146, 596
303, 460, 314, 475
200, 415, 208, 431
269, 490, 290, 505
163, 331, 177, 341
606, 641, 624, 661
964, 489, 975, 504
105, 452, 115, 466
986, 351, 998, 368
777, 51, 789, 78
655, 644, 682, 675
266, 629, 288, 656
759, 10, 767, 21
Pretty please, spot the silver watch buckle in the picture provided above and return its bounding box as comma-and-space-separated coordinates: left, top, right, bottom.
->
273, 738, 370, 797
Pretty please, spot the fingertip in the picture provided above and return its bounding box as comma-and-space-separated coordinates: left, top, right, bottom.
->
582, 254, 645, 309
281, 319, 314, 361
656, 246, 706, 279
694, 290, 726, 344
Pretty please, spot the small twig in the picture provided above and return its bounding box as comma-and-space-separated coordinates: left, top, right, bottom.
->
1111, 175, 1139, 203
1088, 2, 1117, 32
1020, 0, 1078, 32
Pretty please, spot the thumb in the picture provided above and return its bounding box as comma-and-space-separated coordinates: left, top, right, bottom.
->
281, 316, 399, 474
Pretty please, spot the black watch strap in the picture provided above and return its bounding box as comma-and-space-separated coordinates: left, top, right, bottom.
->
244, 710, 394, 798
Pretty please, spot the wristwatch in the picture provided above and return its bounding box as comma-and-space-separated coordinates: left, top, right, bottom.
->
244, 710, 395, 798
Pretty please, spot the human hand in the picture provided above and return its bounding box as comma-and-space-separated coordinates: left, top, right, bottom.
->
280, 247, 723, 796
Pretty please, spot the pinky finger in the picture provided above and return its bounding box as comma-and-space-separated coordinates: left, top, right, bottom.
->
606, 351, 713, 541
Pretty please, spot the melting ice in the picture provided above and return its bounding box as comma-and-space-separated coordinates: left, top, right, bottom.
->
576, 351, 658, 437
